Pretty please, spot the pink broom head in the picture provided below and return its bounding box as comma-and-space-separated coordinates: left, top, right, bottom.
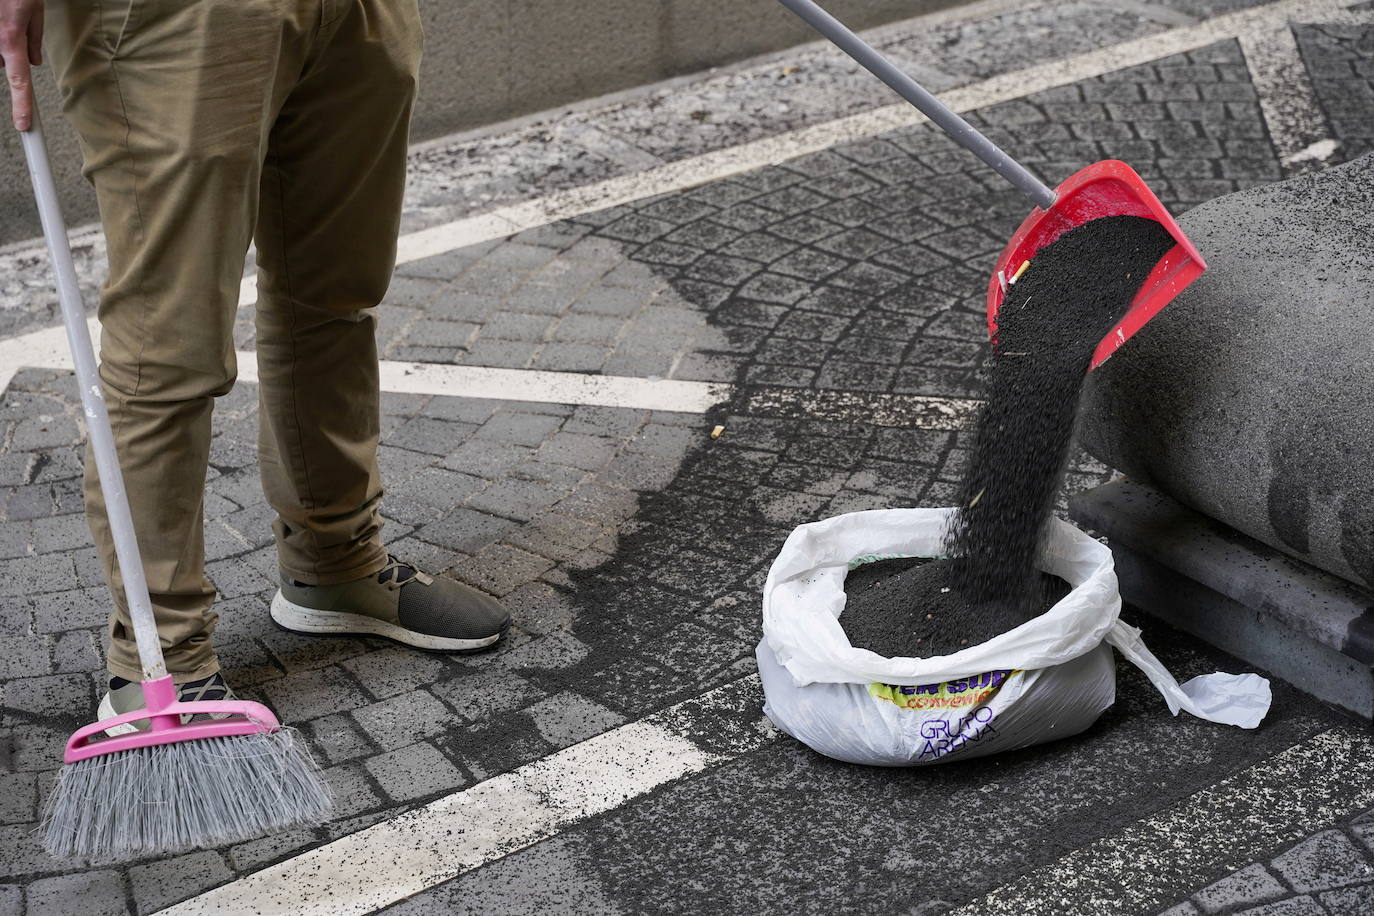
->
63, 675, 282, 763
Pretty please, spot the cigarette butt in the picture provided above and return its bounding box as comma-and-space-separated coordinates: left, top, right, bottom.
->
926, 613, 934, 620
968, 487, 985, 509
710, 425, 725, 439
1011, 259, 1031, 282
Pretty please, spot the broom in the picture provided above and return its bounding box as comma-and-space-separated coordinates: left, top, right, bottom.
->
20, 91, 332, 861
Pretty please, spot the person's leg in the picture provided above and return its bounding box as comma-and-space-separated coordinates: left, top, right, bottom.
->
251, 0, 417, 587
42, 0, 312, 683
258, 0, 509, 650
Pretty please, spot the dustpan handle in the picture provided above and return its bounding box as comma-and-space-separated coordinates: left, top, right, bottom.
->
19, 94, 168, 682
778, 0, 1058, 211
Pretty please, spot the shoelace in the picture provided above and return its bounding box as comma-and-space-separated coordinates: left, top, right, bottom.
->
377, 554, 428, 586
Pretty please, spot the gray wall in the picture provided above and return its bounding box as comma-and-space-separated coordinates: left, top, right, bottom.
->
1, 0, 956, 248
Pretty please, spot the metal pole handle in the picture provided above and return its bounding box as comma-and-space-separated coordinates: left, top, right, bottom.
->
19, 95, 169, 681
778, 0, 1057, 210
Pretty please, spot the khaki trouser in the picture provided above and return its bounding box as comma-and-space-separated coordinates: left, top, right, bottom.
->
44, 0, 421, 682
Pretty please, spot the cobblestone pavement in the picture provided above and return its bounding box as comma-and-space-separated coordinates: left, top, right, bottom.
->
1296, 21, 1374, 160
2, 0, 1373, 914
1159, 808, 1374, 916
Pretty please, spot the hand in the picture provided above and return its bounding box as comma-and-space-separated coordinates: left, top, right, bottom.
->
1, 0, 43, 130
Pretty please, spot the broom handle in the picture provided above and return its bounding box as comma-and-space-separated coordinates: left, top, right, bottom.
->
19, 95, 169, 682
777, 0, 1058, 210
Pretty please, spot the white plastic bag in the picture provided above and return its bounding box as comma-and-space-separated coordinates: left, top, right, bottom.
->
758, 508, 1271, 767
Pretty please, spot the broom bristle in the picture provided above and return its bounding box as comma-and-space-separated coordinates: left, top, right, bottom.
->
41, 728, 332, 861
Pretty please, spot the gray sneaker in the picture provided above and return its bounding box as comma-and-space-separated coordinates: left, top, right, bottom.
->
97, 672, 238, 737
270, 555, 510, 653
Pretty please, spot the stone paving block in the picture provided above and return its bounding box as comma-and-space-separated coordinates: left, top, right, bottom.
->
482, 242, 560, 271
480, 310, 555, 342
599, 450, 682, 492
321, 760, 386, 820
400, 468, 489, 516
459, 339, 539, 368
0, 772, 36, 826
571, 284, 653, 317
259, 629, 369, 674
27, 870, 128, 916
828, 490, 900, 515
1158, 905, 1200, 916
438, 438, 532, 477
0, 556, 77, 598
577, 658, 692, 718
494, 629, 591, 673
420, 507, 518, 555
300, 711, 376, 766
30, 514, 91, 555
366, 741, 468, 802
507, 282, 588, 317
468, 475, 567, 523
69, 546, 106, 591
426, 292, 504, 324
627, 424, 699, 458
653, 622, 751, 677
533, 341, 610, 372
6, 722, 67, 773
0, 521, 30, 561
10, 416, 80, 453
502, 511, 603, 562
553, 313, 625, 343
386, 417, 481, 457
742, 364, 811, 387
552, 482, 640, 529
200, 594, 272, 643
204, 556, 274, 601
431, 669, 544, 723
340, 647, 454, 700
525, 691, 626, 749
0, 885, 19, 915
1230, 898, 1325, 916
1191, 863, 1288, 913
1320, 883, 1374, 916
214, 638, 282, 687
436, 713, 555, 784
228, 827, 319, 873
536, 432, 621, 471
501, 580, 577, 635
474, 411, 564, 447
352, 690, 462, 751
635, 240, 700, 271
262, 665, 370, 723
1272, 830, 1374, 894
129, 851, 233, 913
401, 318, 479, 351
0, 635, 50, 681
1, 673, 90, 724
450, 543, 555, 597
320, 809, 399, 843
752, 486, 830, 525
0, 822, 56, 880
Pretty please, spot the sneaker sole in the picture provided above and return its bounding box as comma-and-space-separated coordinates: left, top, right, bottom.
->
270, 591, 506, 653
96, 694, 142, 738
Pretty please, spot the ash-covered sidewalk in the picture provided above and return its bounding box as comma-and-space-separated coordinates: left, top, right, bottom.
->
3, 0, 1374, 913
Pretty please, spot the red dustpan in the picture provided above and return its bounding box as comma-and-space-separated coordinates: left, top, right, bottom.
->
986, 160, 1207, 370
778, 0, 1207, 369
